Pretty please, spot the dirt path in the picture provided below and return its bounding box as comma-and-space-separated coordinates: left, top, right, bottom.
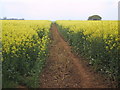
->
39, 24, 109, 88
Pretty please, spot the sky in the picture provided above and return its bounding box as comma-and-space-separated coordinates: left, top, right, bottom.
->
0, 0, 119, 20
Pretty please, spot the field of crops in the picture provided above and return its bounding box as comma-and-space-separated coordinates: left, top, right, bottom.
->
2, 20, 51, 88
56, 20, 119, 83
0, 21, 2, 89
1, 20, 119, 88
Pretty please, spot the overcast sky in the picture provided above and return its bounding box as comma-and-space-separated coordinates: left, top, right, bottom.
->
0, 0, 119, 20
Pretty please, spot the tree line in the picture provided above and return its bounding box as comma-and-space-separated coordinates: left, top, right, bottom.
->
0, 17, 24, 20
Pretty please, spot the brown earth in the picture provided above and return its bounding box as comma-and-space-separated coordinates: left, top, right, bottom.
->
39, 24, 111, 88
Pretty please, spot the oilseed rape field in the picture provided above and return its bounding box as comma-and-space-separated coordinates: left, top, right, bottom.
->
1, 20, 119, 88
56, 20, 119, 83
2, 20, 51, 88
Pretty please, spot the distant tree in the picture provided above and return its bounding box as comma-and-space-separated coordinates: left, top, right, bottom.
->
3, 17, 7, 20
19, 18, 24, 20
1, 17, 25, 20
88, 15, 102, 20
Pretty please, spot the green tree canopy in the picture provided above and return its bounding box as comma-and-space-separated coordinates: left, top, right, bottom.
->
88, 15, 102, 20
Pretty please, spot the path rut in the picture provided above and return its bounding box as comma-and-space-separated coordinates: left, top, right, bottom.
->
39, 24, 109, 88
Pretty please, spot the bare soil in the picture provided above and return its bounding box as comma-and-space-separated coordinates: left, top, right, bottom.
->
39, 24, 110, 88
